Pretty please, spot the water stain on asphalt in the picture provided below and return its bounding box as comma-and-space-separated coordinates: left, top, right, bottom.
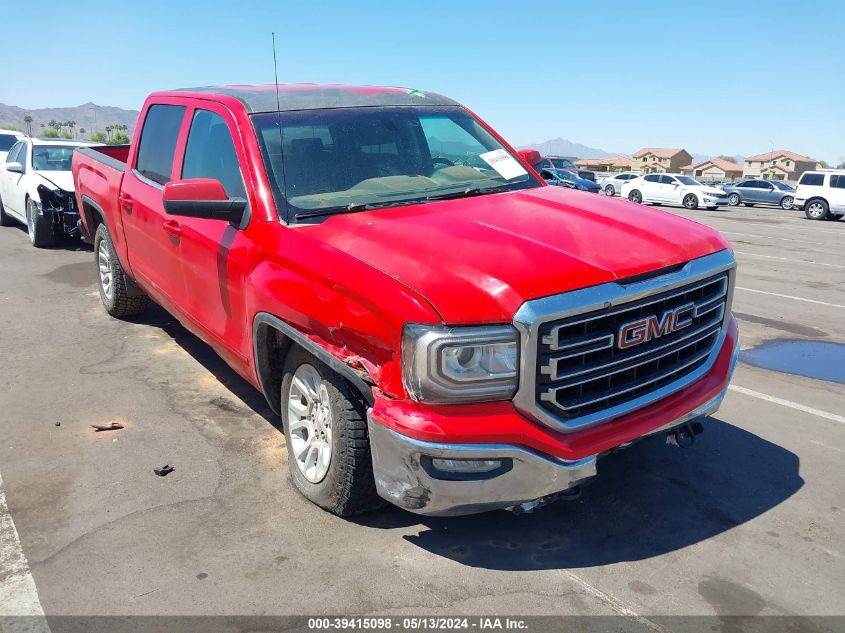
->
698, 576, 766, 615
41, 262, 95, 288
741, 339, 845, 384
733, 313, 827, 338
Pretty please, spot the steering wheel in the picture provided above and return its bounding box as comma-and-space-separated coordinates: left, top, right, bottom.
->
424, 156, 455, 175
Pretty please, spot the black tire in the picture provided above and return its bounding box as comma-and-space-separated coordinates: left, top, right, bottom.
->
0, 193, 13, 227
26, 198, 56, 248
743, 203, 755, 207
804, 199, 829, 221
604, 185, 615, 197
628, 189, 642, 204
94, 223, 149, 317
728, 193, 740, 206
281, 347, 384, 516
682, 194, 699, 210
780, 196, 794, 210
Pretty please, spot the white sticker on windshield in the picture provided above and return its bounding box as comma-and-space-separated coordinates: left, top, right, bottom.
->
479, 149, 528, 180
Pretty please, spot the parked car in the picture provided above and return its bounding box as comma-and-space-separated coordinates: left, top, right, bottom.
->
723, 179, 796, 210
621, 173, 729, 210
0, 137, 97, 246
541, 168, 601, 193
792, 170, 845, 221
73, 83, 738, 517
0, 128, 25, 163
546, 155, 596, 182
598, 171, 640, 197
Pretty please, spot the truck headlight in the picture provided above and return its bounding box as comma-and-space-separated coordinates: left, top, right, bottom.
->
402, 324, 519, 403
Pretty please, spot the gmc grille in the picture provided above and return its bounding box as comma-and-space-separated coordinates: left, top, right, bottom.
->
512, 251, 735, 433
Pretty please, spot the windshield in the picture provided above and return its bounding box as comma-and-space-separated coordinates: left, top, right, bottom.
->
771, 181, 794, 191
0, 134, 19, 152
549, 157, 576, 169
32, 145, 79, 171
551, 169, 577, 182
676, 176, 701, 186
252, 106, 540, 221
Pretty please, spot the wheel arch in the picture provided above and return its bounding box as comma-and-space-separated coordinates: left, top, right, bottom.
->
81, 194, 106, 235
253, 312, 375, 416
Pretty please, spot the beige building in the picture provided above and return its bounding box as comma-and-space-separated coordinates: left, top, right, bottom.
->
681, 158, 744, 182
743, 150, 817, 181
574, 155, 632, 172
632, 148, 693, 174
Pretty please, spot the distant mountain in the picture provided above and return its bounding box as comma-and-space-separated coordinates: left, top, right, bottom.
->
519, 137, 613, 159
0, 102, 140, 138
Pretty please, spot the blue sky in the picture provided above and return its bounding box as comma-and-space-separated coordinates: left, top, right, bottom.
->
3, 0, 843, 162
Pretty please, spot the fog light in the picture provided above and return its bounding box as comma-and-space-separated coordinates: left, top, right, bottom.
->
431, 458, 502, 473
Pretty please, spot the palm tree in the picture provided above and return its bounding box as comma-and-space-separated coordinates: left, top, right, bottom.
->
67, 121, 76, 138
105, 125, 114, 141
48, 119, 59, 132
23, 115, 33, 136
79, 127, 86, 136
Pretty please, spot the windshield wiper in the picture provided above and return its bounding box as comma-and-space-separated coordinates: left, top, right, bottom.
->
294, 198, 427, 220
426, 185, 512, 202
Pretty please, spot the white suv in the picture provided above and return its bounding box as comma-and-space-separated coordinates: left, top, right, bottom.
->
793, 171, 845, 221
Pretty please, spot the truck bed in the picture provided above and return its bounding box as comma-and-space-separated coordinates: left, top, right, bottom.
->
72, 144, 130, 243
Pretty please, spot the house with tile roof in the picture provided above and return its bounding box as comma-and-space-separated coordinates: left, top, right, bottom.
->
631, 148, 693, 174
681, 158, 744, 182
574, 155, 632, 172
743, 150, 817, 181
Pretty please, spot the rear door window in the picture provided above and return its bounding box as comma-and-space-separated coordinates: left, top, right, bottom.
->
831, 175, 845, 189
799, 173, 825, 186
644, 174, 660, 183
135, 104, 186, 186
181, 109, 246, 198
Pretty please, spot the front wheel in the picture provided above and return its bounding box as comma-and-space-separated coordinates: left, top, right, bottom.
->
604, 185, 615, 196
805, 199, 829, 220
26, 198, 56, 248
94, 223, 149, 317
780, 196, 794, 210
281, 347, 384, 516
728, 193, 740, 206
628, 189, 642, 204
682, 194, 699, 210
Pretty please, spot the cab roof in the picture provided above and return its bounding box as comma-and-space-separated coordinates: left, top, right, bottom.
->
164, 83, 459, 113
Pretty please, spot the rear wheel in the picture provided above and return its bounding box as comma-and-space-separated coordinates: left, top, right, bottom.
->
628, 189, 642, 204
26, 198, 56, 248
804, 199, 829, 221
682, 194, 699, 210
780, 196, 794, 210
94, 223, 149, 317
604, 184, 615, 196
728, 193, 740, 206
281, 347, 384, 516
0, 193, 13, 227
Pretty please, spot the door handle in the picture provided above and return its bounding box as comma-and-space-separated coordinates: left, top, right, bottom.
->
118, 192, 134, 212
162, 220, 181, 237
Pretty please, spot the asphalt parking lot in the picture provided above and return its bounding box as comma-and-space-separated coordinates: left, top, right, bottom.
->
0, 202, 843, 629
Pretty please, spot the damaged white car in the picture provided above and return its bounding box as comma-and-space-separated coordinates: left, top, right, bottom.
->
0, 137, 96, 247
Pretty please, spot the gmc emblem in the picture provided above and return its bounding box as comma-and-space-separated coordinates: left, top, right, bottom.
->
617, 303, 695, 349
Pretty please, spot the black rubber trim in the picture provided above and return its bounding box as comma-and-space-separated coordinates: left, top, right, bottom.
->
253, 312, 374, 406
74, 146, 127, 172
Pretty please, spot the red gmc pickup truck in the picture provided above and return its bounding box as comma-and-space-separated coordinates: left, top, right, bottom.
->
72, 84, 739, 517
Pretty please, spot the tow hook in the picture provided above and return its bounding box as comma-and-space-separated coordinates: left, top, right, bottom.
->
666, 422, 704, 448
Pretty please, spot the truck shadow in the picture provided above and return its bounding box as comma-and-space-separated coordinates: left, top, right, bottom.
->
357, 419, 803, 570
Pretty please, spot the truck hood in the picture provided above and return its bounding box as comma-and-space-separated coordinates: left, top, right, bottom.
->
305, 186, 729, 323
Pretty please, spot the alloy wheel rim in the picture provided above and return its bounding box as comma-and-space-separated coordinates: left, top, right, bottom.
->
808, 203, 823, 218
782, 197, 794, 210
98, 240, 113, 300
288, 364, 333, 483
605, 186, 614, 196
684, 196, 696, 208
729, 194, 739, 205
27, 202, 35, 241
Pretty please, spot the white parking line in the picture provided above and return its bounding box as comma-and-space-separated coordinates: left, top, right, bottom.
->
729, 385, 845, 425
736, 286, 845, 310
0, 472, 51, 630
722, 230, 826, 246
734, 251, 845, 269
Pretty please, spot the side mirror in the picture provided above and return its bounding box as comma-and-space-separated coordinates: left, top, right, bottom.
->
5, 162, 23, 174
162, 178, 247, 224
518, 149, 542, 168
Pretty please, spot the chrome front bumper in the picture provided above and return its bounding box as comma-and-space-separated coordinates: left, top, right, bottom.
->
367, 385, 730, 517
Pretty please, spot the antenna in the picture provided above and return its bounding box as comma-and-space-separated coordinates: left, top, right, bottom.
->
272, 32, 282, 119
